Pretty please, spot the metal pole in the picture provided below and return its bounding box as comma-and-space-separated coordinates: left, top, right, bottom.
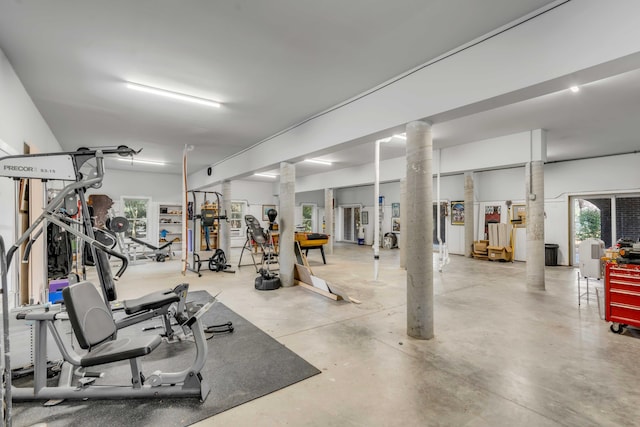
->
1, 236, 13, 426
221, 181, 231, 257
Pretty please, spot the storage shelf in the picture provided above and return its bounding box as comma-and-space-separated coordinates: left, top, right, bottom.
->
159, 203, 184, 247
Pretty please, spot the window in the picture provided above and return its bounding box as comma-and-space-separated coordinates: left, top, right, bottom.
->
302, 204, 315, 232
230, 201, 246, 230
122, 197, 150, 239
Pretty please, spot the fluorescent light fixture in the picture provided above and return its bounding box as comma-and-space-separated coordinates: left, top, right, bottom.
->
254, 173, 277, 178
393, 134, 407, 140
569, 86, 580, 93
304, 158, 332, 166
116, 158, 166, 166
126, 82, 221, 108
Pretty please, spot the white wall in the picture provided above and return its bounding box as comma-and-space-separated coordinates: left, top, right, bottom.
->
475, 168, 525, 202
1, 48, 63, 307
0, 48, 61, 155
89, 168, 183, 203
336, 182, 401, 207
88, 152, 640, 264
296, 190, 324, 206
292, 152, 639, 264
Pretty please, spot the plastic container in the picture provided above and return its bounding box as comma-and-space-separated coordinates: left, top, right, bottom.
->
545, 243, 559, 266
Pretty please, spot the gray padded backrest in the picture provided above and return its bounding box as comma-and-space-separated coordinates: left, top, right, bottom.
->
245, 215, 267, 244
63, 281, 117, 350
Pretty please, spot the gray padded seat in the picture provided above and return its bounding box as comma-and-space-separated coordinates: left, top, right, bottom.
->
63, 281, 162, 367
123, 289, 179, 314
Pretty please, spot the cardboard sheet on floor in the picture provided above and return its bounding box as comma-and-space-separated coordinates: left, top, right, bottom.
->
294, 264, 360, 303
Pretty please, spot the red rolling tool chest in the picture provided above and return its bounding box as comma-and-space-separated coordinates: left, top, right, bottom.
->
605, 262, 640, 333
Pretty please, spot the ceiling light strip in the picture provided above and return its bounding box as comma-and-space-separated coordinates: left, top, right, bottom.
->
126, 82, 221, 108
254, 173, 277, 178
304, 158, 332, 166
116, 158, 166, 166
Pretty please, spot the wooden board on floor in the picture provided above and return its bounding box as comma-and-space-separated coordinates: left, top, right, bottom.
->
294, 241, 313, 274
294, 280, 341, 301
295, 264, 340, 300
294, 264, 362, 303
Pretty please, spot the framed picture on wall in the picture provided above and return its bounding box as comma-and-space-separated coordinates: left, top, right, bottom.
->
362, 211, 369, 225
392, 218, 400, 232
392, 203, 400, 218
262, 205, 276, 221
451, 201, 464, 225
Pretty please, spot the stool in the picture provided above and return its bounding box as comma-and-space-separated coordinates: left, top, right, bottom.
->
578, 270, 601, 306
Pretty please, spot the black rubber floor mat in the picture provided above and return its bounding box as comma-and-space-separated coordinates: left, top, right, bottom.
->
12, 291, 321, 427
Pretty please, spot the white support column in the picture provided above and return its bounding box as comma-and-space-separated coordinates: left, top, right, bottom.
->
406, 121, 434, 340
220, 180, 231, 257
324, 188, 334, 255
464, 172, 474, 257
526, 129, 547, 291
279, 162, 296, 287
526, 161, 545, 290
373, 140, 381, 265
399, 178, 407, 270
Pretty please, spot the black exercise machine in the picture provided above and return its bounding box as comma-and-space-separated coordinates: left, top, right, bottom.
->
186, 190, 234, 276
11, 280, 214, 401
0, 147, 191, 333
0, 147, 224, 413
107, 215, 175, 262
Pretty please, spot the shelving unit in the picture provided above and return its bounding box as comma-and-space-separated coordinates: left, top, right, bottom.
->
158, 203, 182, 251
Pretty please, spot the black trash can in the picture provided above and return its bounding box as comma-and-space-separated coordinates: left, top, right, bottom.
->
545, 244, 559, 266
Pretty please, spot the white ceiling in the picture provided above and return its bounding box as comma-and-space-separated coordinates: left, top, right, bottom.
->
297, 66, 640, 179
0, 0, 565, 176
2, 1, 639, 184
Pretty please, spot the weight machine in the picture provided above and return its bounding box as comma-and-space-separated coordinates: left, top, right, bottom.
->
107, 215, 175, 262
0, 147, 219, 421
186, 190, 234, 276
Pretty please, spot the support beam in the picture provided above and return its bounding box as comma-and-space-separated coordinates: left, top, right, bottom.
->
526, 160, 545, 290
279, 162, 295, 287
526, 129, 547, 290
220, 180, 231, 257
399, 178, 407, 270
324, 188, 334, 255
406, 121, 434, 340
464, 172, 474, 257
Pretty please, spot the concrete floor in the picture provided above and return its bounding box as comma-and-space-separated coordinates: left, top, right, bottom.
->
109, 243, 640, 427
